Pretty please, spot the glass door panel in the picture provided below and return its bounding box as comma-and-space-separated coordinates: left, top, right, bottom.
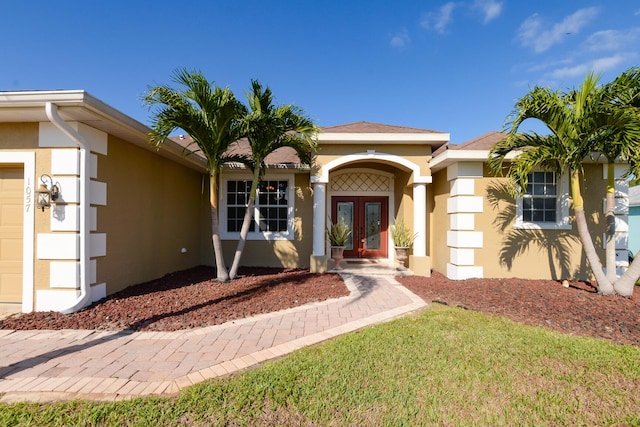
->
336, 201, 354, 250
365, 202, 381, 250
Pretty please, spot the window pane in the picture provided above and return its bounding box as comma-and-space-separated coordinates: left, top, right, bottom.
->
545, 210, 556, 222
533, 198, 544, 210
544, 198, 555, 209
533, 172, 545, 183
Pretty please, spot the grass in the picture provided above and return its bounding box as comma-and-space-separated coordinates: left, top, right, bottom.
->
1, 304, 639, 426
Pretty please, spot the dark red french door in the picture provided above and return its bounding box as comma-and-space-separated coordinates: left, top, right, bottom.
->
331, 196, 388, 258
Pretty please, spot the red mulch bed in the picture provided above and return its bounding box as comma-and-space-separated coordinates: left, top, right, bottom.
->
0, 267, 348, 332
397, 271, 640, 347
2, 267, 638, 347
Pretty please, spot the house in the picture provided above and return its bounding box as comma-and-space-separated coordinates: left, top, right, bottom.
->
0, 91, 630, 314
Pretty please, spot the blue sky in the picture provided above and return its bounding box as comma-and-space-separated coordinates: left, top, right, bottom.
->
1, 1, 639, 143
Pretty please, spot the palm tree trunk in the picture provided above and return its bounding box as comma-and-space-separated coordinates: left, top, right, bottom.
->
228, 168, 261, 280
571, 172, 614, 294
210, 171, 229, 282
605, 162, 618, 283
612, 252, 640, 297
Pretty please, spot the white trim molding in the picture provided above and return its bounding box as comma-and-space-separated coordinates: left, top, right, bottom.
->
312, 151, 432, 184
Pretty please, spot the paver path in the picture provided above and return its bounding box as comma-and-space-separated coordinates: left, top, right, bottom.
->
0, 273, 426, 403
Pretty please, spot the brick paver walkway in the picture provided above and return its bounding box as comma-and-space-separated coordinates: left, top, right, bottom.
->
0, 273, 426, 403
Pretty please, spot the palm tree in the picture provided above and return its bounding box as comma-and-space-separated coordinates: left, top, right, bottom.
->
489, 70, 640, 295
593, 68, 640, 295
227, 80, 318, 280
144, 69, 247, 282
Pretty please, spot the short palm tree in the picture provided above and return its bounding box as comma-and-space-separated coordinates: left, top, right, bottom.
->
144, 69, 247, 282
593, 68, 640, 294
489, 70, 640, 295
228, 80, 318, 280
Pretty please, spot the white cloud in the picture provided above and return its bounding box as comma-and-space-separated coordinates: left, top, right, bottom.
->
548, 64, 590, 80
548, 55, 627, 80
390, 30, 411, 48
591, 55, 627, 72
473, 0, 503, 24
421, 2, 457, 34
583, 28, 640, 52
518, 7, 599, 53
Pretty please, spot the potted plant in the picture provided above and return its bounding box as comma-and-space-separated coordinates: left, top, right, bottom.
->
390, 220, 416, 268
327, 218, 351, 269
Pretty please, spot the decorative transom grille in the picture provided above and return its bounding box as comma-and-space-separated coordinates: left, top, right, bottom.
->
331, 173, 390, 192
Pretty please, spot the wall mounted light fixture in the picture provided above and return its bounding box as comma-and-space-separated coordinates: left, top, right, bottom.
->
35, 174, 60, 211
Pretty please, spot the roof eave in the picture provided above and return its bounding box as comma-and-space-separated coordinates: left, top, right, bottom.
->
429, 150, 520, 172
0, 90, 208, 173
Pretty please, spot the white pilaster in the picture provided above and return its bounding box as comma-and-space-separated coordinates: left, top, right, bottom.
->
413, 182, 426, 257
446, 162, 484, 279
312, 182, 326, 256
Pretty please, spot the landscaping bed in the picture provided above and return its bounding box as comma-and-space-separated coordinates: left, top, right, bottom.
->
1, 267, 638, 347
398, 271, 640, 347
0, 267, 348, 332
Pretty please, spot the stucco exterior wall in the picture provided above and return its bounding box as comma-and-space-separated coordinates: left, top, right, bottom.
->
96, 135, 206, 294
429, 169, 450, 273
474, 163, 608, 280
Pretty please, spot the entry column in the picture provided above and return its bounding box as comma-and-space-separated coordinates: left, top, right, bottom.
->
410, 182, 430, 276
310, 181, 327, 272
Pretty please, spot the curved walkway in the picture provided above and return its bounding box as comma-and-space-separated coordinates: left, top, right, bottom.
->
0, 273, 426, 403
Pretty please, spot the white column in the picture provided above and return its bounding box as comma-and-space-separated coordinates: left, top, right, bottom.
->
413, 182, 426, 257
312, 182, 326, 256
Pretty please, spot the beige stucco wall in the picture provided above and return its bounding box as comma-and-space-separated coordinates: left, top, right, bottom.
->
429, 169, 450, 273
96, 136, 207, 294
219, 173, 313, 268
474, 164, 604, 280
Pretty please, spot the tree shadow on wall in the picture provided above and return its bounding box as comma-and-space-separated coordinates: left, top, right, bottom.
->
486, 181, 579, 280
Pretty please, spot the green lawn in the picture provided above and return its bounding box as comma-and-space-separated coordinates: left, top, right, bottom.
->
1, 304, 639, 426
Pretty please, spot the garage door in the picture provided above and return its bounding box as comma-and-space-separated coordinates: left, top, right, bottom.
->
0, 167, 24, 310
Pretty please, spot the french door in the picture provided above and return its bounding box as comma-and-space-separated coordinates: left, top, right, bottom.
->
331, 196, 388, 258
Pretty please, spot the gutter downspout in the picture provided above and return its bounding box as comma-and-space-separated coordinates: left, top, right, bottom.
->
45, 102, 92, 314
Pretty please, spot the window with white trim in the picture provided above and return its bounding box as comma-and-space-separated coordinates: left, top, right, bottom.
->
221, 175, 294, 240
523, 171, 557, 222
515, 171, 571, 230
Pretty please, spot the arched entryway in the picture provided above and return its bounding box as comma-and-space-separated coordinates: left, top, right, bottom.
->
310, 151, 431, 274
329, 168, 393, 259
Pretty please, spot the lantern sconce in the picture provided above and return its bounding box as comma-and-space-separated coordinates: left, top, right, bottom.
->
35, 174, 60, 212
